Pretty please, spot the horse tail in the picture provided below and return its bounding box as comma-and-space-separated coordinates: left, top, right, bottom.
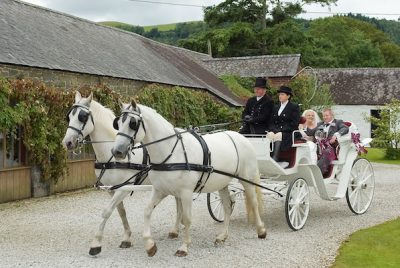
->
243, 168, 264, 224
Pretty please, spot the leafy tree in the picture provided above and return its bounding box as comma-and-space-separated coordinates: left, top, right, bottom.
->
367, 99, 400, 159
204, 0, 337, 28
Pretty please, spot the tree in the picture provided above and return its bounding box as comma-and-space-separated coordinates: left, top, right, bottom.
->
204, 0, 337, 29
367, 99, 400, 159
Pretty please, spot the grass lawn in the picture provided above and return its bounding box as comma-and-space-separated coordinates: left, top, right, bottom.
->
332, 218, 400, 267
362, 148, 400, 165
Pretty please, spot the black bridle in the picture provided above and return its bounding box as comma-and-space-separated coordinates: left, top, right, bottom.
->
65, 103, 94, 138
113, 106, 146, 144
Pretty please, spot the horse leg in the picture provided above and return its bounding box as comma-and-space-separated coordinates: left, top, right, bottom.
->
116, 194, 133, 248
168, 197, 182, 239
243, 184, 267, 239
89, 190, 130, 256
215, 186, 232, 245
175, 191, 192, 257
143, 189, 167, 257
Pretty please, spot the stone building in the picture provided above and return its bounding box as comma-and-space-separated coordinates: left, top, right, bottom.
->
202, 54, 302, 87
0, 0, 242, 106
314, 68, 400, 139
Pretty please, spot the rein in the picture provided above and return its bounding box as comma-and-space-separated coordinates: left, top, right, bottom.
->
113, 109, 282, 196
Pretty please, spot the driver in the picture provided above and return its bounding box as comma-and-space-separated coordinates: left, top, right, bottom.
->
239, 77, 273, 134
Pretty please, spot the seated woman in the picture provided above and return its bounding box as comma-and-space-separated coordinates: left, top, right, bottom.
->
267, 86, 300, 165
299, 109, 321, 164
299, 109, 321, 140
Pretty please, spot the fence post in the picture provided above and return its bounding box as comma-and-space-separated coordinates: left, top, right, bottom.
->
31, 165, 49, 198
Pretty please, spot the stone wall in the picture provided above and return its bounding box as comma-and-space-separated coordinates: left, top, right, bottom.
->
0, 63, 147, 96
269, 76, 292, 87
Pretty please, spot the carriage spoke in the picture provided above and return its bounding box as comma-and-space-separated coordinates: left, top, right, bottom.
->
351, 190, 359, 209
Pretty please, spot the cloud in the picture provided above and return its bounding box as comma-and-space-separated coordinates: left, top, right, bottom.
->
21, 0, 399, 25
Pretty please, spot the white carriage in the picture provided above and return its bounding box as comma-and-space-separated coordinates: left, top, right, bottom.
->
207, 122, 375, 230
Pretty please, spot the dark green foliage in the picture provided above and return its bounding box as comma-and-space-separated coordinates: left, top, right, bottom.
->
385, 148, 400, 160
219, 75, 254, 99
0, 79, 242, 182
0, 79, 122, 182
137, 84, 241, 128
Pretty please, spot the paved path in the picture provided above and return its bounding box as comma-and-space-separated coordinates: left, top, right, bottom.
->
0, 163, 399, 267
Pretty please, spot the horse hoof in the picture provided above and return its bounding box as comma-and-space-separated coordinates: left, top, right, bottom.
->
168, 232, 179, 239
146, 244, 157, 257
214, 239, 225, 246
119, 241, 132, 248
258, 231, 267, 239
174, 250, 187, 257
89, 247, 102, 256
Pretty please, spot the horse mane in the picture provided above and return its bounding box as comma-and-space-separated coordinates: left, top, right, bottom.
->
89, 100, 117, 137
137, 104, 174, 129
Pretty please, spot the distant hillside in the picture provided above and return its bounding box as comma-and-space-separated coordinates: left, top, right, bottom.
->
99, 20, 205, 45
143, 22, 179, 32
347, 14, 400, 45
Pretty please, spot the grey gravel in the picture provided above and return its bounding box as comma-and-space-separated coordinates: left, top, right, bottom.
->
0, 163, 399, 268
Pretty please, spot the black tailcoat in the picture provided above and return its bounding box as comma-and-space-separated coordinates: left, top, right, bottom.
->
268, 101, 300, 151
239, 95, 273, 134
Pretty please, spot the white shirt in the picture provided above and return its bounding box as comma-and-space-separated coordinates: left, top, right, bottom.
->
256, 95, 264, 101
278, 101, 288, 116
323, 119, 334, 133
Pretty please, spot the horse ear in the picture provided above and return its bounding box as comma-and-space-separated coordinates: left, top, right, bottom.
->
87, 92, 93, 103
75, 91, 82, 103
130, 98, 137, 109
118, 99, 124, 109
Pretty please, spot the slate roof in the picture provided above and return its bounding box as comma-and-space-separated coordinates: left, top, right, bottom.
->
0, 0, 242, 106
314, 68, 400, 105
202, 54, 301, 78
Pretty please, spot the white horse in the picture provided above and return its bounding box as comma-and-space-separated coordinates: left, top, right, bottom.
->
112, 100, 266, 257
62, 92, 183, 256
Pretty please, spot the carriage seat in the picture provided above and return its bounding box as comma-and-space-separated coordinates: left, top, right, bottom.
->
276, 116, 308, 168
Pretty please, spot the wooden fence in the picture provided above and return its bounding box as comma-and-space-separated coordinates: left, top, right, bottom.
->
50, 159, 95, 194
0, 166, 31, 203
0, 159, 95, 203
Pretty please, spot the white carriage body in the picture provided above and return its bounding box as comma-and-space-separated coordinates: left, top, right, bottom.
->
247, 122, 362, 201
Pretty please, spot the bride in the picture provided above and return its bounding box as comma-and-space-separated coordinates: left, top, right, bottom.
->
299, 109, 321, 164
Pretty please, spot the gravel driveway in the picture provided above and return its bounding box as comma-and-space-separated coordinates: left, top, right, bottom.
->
0, 163, 399, 268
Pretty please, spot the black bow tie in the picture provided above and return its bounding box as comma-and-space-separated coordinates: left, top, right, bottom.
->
324, 123, 330, 127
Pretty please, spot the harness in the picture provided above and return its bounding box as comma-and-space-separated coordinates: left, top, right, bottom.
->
66, 103, 151, 190
151, 129, 213, 193
65, 104, 94, 138
115, 107, 283, 196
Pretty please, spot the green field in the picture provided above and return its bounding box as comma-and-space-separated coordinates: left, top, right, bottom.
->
100, 21, 135, 28
143, 22, 178, 31
332, 218, 400, 267
363, 148, 400, 165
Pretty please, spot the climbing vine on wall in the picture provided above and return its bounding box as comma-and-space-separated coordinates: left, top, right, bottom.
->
0, 79, 241, 182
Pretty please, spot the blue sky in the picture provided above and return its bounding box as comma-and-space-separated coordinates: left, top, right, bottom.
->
23, 0, 400, 26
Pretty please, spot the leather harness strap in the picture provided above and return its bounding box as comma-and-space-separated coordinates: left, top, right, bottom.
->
94, 142, 150, 189
151, 129, 212, 193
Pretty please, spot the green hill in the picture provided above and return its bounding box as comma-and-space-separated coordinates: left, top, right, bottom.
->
143, 22, 178, 32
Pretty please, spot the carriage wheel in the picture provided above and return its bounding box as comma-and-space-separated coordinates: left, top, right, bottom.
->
285, 178, 310, 231
207, 191, 237, 223
346, 158, 375, 215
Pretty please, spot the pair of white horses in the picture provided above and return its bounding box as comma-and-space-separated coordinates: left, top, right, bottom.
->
62, 92, 266, 257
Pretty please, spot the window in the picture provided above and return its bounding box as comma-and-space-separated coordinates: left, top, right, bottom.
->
370, 109, 381, 138
0, 127, 27, 170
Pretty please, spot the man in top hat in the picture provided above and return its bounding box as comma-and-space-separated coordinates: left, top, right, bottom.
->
267, 86, 300, 165
239, 77, 274, 134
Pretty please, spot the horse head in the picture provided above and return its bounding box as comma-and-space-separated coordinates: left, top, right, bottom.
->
62, 91, 94, 150
112, 99, 146, 159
